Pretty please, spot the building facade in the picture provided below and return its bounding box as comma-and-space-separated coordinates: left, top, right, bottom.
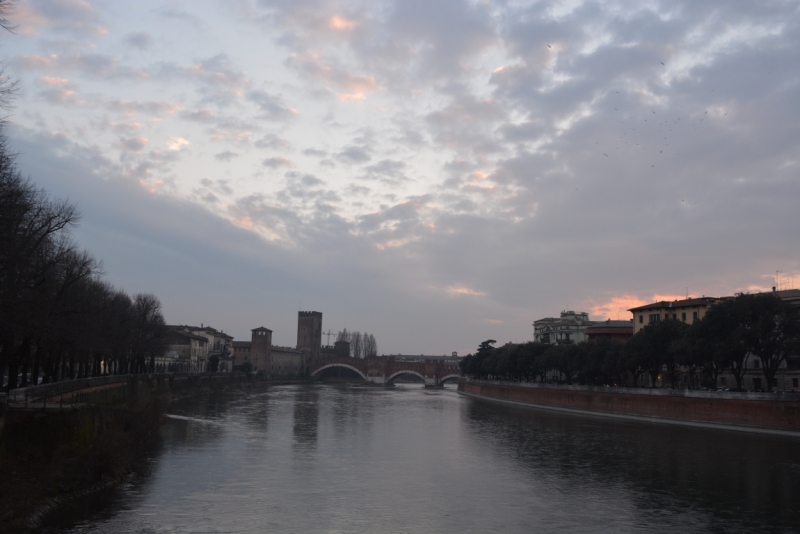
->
533, 311, 595, 345
628, 297, 718, 335
159, 328, 210, 373
232, 311, 325, 378
584, 320, 634, 342
297, 311, 322, 361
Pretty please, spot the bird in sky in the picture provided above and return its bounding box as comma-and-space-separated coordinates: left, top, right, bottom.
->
660, 62, 665, 65
603, 153, 608, 157
547, 44, 552, 48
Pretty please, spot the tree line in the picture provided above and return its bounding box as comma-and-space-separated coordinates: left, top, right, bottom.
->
460, 293, 800, 392
336, 329, 378, 358
0, 136, 168, 391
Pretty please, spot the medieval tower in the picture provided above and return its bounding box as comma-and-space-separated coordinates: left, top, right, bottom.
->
250, 326, 272, 375
297, 311, 322, 362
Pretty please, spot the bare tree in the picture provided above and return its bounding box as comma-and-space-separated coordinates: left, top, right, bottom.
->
363, 333, 378, 357
130, 293, 167, 374
336, 328, 349, 342
351, 331, 362, 358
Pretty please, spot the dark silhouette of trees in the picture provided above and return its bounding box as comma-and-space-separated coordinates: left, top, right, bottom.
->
0, 6, 168, 390
699, 296, 756, 390
336, 329, 378, 358
461, 293, 798, 391
739, 293, 800, 392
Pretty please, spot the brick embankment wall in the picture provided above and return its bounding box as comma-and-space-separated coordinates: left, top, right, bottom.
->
458, 380, 800, 435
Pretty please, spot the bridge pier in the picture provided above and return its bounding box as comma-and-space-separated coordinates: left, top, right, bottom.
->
424, 377, 439, 388
366, 375, 386, 386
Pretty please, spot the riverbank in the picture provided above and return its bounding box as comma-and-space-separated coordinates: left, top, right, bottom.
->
0, 374, 264, 532
458, 379, 800, 437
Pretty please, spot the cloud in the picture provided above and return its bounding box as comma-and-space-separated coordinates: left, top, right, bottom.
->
123, 31, 153, 50
285, 52, 379, 100
445, 286, 487, 297
247, 90, 298, 121
336, 146, 371, 164
262, 156, 295, 169
118, 136, 149, 152
15, 0, 107, 36
7, 1, 800, 355
17, 53, 149, 80
215, 150, 239, 161
303, 147, 327, 157
361, 159, 410, 186
254, 134, 292, 150
179, 109, 215, 123
106, 99, 182, 116
166, 137, 190, 151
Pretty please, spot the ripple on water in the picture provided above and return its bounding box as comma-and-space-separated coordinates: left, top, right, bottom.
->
42, 384, 800, 534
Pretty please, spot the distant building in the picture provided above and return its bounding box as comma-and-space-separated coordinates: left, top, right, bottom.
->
628, 297, 718, 335
297, 311, 322, 361
232, 311, 324, 378
232, 327, 272, 376
584, 320, 634, 342
191, 325, 234, 372
159, 327, 210, 373
533, 311, 595, 345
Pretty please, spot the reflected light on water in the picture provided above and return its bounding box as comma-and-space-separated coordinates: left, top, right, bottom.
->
42, 384, 800, 533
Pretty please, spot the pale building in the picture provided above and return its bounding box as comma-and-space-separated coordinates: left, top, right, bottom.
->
628, 297, 718, 335
533, 311, 595, 345
162, 328, 210, 373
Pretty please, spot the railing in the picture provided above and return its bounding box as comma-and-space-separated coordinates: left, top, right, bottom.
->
3, 372, 239, 410
5, 378, 131, 410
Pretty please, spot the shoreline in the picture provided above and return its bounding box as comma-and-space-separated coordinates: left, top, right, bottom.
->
1, 375, 266, 532
457, 379, 800, 438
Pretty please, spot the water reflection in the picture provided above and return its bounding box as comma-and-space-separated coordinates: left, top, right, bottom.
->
464, 399, 800, 531
42, 386, 800, 534
293, 386, 318, 453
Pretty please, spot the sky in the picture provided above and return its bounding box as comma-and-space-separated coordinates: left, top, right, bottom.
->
1, 0, 799, 354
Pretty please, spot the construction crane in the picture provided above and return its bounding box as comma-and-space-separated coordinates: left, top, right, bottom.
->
324, 329, 337, 346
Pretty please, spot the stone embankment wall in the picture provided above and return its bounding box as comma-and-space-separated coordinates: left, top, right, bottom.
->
458, 380, 800, 435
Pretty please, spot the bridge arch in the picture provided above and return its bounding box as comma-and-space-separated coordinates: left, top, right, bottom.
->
311, 363, 368, 381
387, 370, 426, 384
439, 374, 462, 384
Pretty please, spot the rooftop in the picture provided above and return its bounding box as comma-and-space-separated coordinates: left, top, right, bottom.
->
629, 297, 718, 312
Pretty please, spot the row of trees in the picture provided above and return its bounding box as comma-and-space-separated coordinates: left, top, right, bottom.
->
0, 4, 169, 391
336, 329, 378, 358
0, 137, 168, 390
460, 293, 800, 392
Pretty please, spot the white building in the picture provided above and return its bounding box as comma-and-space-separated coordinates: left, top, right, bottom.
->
533, 310, 595, 345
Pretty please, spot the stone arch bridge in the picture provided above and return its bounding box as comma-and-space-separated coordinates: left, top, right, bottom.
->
309, 356, 462, 387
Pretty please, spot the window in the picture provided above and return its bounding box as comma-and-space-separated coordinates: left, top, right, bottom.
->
793, 378, 798, 388
639, 315, 644, 324
721, 377, 727, 386
672, 313, 677, 320
649, 314, 660, 323
753, 377, 762, 390
681, 312, 686, 322
772, 378, 778, 387
693, 311, 698, 320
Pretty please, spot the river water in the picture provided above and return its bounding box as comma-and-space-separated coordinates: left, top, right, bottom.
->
43, 384, 800, 533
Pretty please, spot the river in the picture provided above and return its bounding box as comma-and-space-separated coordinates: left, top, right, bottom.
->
42, 384, 800, 533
